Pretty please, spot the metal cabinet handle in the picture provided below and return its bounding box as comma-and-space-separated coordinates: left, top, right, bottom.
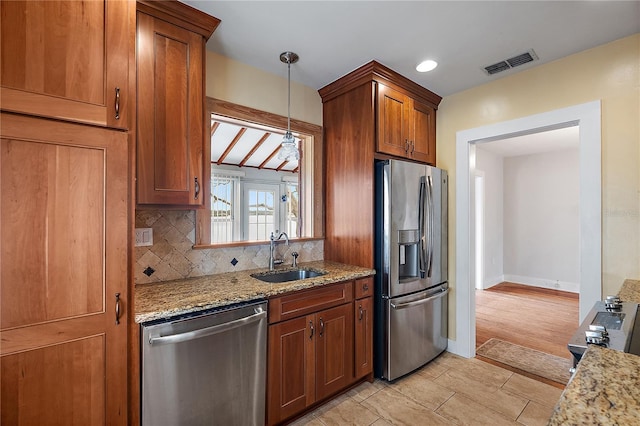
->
319, 318, 324, 337
359, 305, 364, 321
404, 139, 409, 153
115, 293, 121, 325
194, 177, 200, 199
362, 283, 369, 291
309, 321, 314, 339
114, 87, 120, 120
410, 141, 415, 154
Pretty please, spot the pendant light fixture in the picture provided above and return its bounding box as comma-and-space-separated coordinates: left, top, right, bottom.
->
277, 51, 300, 161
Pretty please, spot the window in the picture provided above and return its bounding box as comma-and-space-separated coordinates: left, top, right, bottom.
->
210, 173, 240, 243
195, 98, 323, 247
243, 183, 279, 241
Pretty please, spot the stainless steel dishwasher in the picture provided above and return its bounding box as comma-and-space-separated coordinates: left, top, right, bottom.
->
141, 300, 267, 426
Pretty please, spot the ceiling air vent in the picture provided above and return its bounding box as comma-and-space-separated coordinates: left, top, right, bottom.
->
484, 49, 538, 75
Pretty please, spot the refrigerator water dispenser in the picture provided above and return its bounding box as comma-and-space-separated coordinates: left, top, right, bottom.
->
398, 229, 419, 280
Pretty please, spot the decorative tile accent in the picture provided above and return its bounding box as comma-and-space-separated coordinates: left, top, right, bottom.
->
134, 209, 324, 284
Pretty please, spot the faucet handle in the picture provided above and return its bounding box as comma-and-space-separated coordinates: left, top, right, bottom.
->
292, 251, 299, 268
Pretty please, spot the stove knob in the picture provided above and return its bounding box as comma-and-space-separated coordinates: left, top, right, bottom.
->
585, 329, 608, 345
605, 295, 622, 310
588, 324, 608, 337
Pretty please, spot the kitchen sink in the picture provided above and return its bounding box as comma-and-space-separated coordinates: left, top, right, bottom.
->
251, 268, 327, 283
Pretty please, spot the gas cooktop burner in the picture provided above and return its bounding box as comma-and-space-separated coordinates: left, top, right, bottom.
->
568, 299, 639, 367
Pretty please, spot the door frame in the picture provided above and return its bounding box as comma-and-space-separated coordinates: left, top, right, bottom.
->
451, 100, 601, 358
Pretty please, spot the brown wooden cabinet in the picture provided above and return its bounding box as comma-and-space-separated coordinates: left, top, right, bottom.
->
354, 277, 374, 379
320, 61, 441, 268
0, 0, 131, 129
135, 2, 219, 206
377, 83, 436, 164
0, 113, 128, 425
267, 280, 366, 425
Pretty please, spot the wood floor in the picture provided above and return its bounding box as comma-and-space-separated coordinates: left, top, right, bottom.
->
476, 282, 580, 359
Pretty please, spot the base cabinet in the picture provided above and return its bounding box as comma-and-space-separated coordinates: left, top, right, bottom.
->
354, 277, 374, 379
267, 279, 372, 425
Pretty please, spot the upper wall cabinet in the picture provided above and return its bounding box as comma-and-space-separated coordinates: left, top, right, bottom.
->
135, 1, 220, 207
0, 0, 131, 129
377, 83, 436, 164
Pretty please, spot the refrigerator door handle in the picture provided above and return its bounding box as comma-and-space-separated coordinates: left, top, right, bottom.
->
390, 288, 449, 310
426, 175, 435, 278
418, 176, 427, 278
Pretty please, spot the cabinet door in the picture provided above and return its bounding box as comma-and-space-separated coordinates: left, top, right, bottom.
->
267, 315, 315, 425
0, 0, 130, 129
0, 113, 128, 425
315, 304, 354, 401
376, 83, 411, 158
136, 11, 204, 206
409, 99, 436, 165
354, 297, 374, 379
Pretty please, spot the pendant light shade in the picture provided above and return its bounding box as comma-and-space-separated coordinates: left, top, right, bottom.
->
278, 51, 300, 161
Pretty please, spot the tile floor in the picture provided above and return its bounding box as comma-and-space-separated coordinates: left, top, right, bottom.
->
289, 352, 562, 426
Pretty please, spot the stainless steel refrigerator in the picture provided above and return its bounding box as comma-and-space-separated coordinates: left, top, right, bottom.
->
374, 159, 448, 381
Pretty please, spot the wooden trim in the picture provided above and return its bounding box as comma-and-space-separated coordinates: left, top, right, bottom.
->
136, 0, 220, 39
318, 60, 442, 108
207, 98, 322, 135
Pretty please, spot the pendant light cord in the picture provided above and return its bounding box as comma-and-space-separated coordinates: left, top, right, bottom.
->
287, 61, 291, 134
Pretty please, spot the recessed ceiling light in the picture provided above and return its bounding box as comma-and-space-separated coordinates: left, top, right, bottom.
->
416, 59, 438, 72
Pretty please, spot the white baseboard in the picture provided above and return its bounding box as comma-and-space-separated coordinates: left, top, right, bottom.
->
503, 274, 579, 293
483, 275, 504, 289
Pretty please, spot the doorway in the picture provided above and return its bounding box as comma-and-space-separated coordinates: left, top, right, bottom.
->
451, 101, 602, 358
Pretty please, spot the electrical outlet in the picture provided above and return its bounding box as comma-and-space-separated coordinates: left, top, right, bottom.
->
135, 228, 153, 247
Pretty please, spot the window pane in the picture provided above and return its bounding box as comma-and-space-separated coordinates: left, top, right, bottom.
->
247, 188, 275, 241
211, 174, 237, 243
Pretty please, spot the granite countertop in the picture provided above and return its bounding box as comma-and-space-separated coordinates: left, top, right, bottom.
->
547, 278, 640, 425
134, 260, 375, 323
617, 278, 640, 303
547, 345, 640, 425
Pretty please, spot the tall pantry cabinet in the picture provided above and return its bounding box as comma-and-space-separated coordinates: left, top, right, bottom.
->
0, 1, 133, 424
319, 61, 442, 268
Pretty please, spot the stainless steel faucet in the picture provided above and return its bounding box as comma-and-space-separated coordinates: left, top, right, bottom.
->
269, 231, 289, 270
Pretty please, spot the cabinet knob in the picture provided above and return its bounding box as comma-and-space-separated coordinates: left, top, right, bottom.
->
363, 283, 369, 291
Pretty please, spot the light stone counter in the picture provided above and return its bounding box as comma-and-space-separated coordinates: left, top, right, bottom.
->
547, 346, 640, 425
547, 278, 640, 425
135, 260, 375, 323
617, 278, 640, 304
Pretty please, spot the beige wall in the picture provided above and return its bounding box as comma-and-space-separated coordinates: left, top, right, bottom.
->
205, 50, 323, 126
437, 34, 640, 339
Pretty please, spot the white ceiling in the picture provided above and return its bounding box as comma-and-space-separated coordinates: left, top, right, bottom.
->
477, 126, 579, 157
182, 1, 640, 97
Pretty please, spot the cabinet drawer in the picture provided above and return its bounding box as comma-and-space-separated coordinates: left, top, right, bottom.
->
355, 277, 373, 299
269, 281, 354, 323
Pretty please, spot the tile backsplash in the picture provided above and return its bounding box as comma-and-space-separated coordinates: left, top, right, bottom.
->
134, 210, 324, 284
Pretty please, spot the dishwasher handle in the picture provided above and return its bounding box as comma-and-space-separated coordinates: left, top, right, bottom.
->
148, 307, 266, 346
390, 288, 449, 310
